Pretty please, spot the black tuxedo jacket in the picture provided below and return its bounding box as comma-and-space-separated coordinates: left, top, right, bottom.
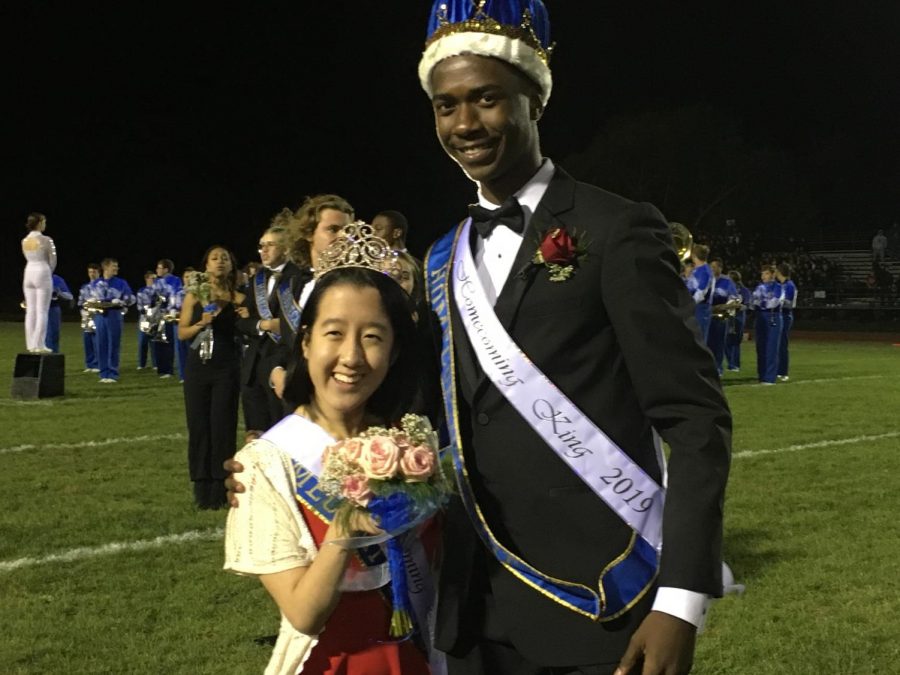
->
236, 261, 311, 385
433, 167, 731, 666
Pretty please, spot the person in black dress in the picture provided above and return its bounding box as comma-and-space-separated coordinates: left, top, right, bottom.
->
178, 245, 246, 509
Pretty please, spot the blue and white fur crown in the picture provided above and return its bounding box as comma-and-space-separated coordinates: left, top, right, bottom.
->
418, 0, 554, 107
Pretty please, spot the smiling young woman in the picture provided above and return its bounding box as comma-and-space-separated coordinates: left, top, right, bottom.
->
224, 264, 435, 675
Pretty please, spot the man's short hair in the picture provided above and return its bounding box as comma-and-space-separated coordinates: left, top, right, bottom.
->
87, 262, 101, 272
693, 244, 710, 261
156, 259, 175, 273
101, 258, 118, 267
375, 210, 409, 241
777, 263, 792, 278
710, 256, 724, 267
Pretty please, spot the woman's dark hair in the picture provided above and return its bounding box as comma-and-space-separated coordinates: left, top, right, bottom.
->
283, 267, 419, 423
26, 212, 46, 231
200, 245, 239, 299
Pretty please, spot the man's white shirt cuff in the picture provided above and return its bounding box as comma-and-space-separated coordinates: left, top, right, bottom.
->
652, 587, 708, 628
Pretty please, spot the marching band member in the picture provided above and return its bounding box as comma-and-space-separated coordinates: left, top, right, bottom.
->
687, 244, 714, 341
752, 265, 783, 385
154, 258, 183, 379
707, 258, 740, 376
78, 263, 102, 372
776, 263, 798, 381
136, 271, 158, 370
725, 271, 752, 372
88, 258, 135, 383
46, 273, 74, 353
21, 212, 57, 353
681, 260, 694, 286
172, 268, 194, 383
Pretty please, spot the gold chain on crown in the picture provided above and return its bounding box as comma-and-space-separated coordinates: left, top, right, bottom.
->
429, 2, 555, 65
314, 221, 395, 279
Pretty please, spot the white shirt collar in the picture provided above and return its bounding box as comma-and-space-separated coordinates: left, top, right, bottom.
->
267, 262, 287, 273
476, 157, 556, 230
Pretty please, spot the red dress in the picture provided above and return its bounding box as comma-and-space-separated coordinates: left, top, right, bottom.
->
297, 501, 437, 675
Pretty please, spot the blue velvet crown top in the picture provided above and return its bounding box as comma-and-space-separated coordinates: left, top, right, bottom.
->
424, 0, 552, 55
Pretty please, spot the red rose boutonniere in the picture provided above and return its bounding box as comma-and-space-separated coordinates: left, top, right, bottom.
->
532, 227, 588, 282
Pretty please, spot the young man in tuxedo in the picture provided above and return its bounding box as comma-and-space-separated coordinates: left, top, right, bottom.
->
417, 2, 731, 673
236, 218, 309, 433
264, 195, 354, 403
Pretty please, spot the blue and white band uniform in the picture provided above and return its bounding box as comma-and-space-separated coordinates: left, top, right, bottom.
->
778, 280, 797, 378
78, 281, 99, 369
89, 276, 135, 381
46, 274, 73, 353
89, 276, 135, 313
153, 273, 183, 310
136, 284, 159, 369
154, 273, 182, 376
707, 274, 739, 374
687, 263, 714, 340
752, 280, 783, 384
780, 280, 797, 314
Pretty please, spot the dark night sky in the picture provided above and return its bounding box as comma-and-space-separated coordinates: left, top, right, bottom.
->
3, 2, 898, 303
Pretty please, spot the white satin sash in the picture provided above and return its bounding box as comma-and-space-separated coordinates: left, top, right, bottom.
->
452, 220, 665, 550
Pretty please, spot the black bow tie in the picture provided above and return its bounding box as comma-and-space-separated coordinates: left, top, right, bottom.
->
468, 196, 525, 237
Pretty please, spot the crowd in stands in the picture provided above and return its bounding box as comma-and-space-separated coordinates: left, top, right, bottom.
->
693, 222, 848, 307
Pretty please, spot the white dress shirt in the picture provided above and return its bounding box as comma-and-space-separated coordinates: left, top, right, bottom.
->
473, 158, 555, 305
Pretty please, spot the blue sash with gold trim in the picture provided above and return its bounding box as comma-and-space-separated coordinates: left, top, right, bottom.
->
424, 226, 658, 621
277, 279, 302, 337
253, 270, 280, 343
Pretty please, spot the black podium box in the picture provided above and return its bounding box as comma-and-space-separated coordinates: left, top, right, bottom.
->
11, 353, 65, 399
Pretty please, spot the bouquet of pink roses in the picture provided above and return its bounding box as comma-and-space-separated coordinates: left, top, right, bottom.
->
319, 413, 449, 636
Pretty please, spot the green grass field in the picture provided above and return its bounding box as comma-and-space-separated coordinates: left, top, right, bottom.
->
1, 322, 899, 674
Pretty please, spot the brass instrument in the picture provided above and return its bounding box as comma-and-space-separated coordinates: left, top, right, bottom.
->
712, 300, 744, 320
79, 310, 97, 333
669, 222, 693, 262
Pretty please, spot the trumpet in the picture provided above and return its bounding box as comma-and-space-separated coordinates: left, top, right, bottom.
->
669, 222, 693, 262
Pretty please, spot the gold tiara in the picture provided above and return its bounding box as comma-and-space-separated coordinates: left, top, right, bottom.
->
314, 221, 396, 280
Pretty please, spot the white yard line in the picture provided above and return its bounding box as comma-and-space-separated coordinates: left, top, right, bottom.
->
728, 374, 887, 388
0, 432, 186, 455
3, 431, 897, 574
722, 375, 888, 389
733, 431, 900, 459
0, 528, 223, 573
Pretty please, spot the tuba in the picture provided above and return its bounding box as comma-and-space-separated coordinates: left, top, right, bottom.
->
669, 222, 693, 262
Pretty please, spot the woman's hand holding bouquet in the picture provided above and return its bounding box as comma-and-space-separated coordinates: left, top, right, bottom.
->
320, 414, 449, 636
